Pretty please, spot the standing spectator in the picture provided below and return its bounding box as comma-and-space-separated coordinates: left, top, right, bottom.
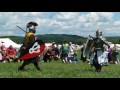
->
6, 45, 18, 62
54, 44, 60, 61
60, 40, 70, 63
68, 42, 74, 63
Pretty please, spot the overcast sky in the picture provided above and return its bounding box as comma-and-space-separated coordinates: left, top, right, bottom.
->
0, 12, 120, 37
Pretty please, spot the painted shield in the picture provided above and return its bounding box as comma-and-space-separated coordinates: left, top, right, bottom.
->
83, 36, 93, 57
19, 40, 45, 60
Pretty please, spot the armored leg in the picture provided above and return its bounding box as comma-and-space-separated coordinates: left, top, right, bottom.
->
33, 61, 41, 71
18, 61, 27, 71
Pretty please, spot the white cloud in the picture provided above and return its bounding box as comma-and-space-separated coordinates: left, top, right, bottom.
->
0, 12, 120, 37
113, 21, 120, 26
0, 31, 14, 36
85, 12, 99, 22
97, 12, 113, 20
53, 12, 79, 20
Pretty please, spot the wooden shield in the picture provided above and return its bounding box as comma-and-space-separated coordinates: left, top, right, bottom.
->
19, 40, 45, 60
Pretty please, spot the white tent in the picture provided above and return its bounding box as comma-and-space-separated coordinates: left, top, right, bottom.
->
109, 44, 120, 50
45, 43, 52, 47
0, 38, 22, 50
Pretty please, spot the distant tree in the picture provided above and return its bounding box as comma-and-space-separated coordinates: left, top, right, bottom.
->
118, 38, 120, 44
75, 39, 83, 45
62, 39, 68, 43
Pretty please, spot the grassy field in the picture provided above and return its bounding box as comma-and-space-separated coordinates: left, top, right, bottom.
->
0, 51, 120, 78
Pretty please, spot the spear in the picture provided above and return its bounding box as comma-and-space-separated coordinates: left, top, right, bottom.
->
17, 25, 27, 33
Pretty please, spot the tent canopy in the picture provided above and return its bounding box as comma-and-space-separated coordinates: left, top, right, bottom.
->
0, 38, 22, 49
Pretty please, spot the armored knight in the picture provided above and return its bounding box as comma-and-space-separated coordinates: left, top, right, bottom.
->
18, 22, 41, 71
88, 30, 109, 72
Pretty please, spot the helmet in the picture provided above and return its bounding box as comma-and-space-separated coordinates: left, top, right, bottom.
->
27, 22, 38, 33
96, 29, 102, 38
27, 22, 38, 28
69, 42, 72, 45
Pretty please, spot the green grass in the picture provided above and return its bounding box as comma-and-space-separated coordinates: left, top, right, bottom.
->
0, 51, 120, 78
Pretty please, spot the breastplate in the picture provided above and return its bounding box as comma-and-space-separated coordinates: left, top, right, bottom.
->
94, 38, 103, 48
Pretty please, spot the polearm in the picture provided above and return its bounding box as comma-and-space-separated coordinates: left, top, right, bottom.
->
17, 25, 27, 33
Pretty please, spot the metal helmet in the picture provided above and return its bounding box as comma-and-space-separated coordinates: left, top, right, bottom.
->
26, 22, 38, 33
96, 29, 102, 38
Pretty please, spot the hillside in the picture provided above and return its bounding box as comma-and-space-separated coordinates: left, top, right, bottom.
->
37, 34, 86, 44
105, 36, 120, 43
0, 34, 120, 44
0, 34, 86, 45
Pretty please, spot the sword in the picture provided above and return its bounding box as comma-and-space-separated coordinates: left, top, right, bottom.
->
17, 25, 27, 33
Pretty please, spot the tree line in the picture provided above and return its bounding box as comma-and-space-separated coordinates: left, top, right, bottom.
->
1, 34, 120, 45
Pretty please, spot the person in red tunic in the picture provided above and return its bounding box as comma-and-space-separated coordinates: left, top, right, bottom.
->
6, 45, 18, 62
